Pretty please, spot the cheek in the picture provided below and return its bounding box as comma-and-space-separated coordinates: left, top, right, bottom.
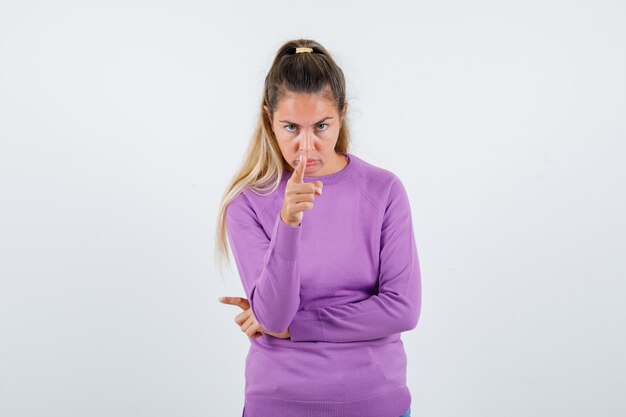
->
276, 136, 299, 155
275, 132, 294, 145
319, 128, 339, 142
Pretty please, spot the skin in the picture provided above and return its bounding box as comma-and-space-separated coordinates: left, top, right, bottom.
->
268, 87, 348, 179
219, 296, 285, 339
220, 87, 349, 339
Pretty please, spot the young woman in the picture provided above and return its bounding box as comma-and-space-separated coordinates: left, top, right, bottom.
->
215, 39, 421, 417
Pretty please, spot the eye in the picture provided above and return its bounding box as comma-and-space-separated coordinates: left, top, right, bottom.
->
317, 123, 329, 131
284, 124, 297, 133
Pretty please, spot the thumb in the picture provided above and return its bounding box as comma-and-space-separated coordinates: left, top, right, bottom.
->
314, 180, 323, 195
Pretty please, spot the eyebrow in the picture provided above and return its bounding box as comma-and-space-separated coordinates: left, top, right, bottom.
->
278, 116, 334, 126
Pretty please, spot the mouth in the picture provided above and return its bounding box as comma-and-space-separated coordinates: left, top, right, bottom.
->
295, 159, 319, 166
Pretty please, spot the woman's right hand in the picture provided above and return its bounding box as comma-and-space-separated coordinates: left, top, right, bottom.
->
281, 150, 323, 227
219, 296, 290, 339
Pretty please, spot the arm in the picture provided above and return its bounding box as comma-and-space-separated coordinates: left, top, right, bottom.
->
225, 193, 302, 334
288, 177, 422, 343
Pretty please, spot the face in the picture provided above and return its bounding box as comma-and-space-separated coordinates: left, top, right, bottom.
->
265, 88, 347, 176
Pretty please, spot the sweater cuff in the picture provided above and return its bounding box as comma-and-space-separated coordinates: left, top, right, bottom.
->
289, 308, 324, 342
270, 211, 302, 261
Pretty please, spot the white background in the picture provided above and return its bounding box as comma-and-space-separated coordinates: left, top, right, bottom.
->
1, 1, 625, 416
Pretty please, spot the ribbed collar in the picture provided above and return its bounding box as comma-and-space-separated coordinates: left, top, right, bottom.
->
281, 151, 359, 185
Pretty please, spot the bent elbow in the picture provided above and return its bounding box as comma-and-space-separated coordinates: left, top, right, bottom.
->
406, 308, 420, 330
401, 294, 421, 331
250, 298, 299, 334
259, 317, 292, 334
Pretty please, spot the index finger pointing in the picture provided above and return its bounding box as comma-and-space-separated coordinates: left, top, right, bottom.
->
300, 135, 311, 182
298, 148, 308, 183
218, 296, 250, 310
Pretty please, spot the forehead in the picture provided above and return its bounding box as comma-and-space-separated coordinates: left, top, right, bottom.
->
274, 90, 337, 118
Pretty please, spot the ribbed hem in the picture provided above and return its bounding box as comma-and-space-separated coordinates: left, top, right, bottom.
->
244, 385, 411, 417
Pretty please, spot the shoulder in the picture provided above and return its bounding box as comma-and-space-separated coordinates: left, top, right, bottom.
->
349, 153, 408, 209
226, 185, 279, 225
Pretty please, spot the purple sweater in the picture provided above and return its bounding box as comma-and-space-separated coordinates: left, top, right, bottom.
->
225, 152, 422, 417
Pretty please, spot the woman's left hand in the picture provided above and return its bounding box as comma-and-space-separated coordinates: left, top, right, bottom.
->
219, 296, 291, 339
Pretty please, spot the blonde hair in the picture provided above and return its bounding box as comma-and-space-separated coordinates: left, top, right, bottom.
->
214, 38, 352, 280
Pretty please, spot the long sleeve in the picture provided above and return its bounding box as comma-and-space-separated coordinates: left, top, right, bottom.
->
225, 192, 302, 334
288, 177, 422, 343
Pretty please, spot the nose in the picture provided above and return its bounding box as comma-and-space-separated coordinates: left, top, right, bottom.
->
298, 130, 315, 153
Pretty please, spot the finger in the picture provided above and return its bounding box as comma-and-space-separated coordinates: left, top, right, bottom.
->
243, 317, 261, 337
234, 308, 252, 326
289, 183, 318, 199
291, 151, 306, 184
246, 323, 261, 337
219, 296, 250, 310
300, 135, 310, 182
241, 315, 255, 333
219, 296, 250, 307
